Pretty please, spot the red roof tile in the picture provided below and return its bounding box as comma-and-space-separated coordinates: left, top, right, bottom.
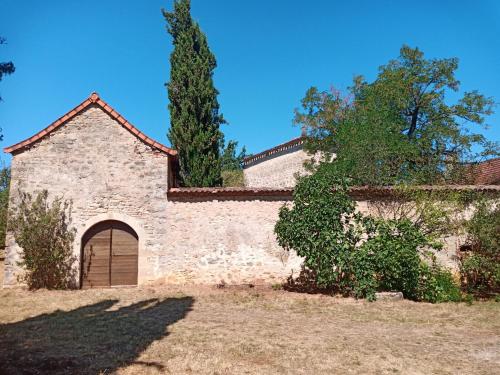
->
168, 185, 500, 199
471, 158, 500, 185
4, 92, 177, 156
168, 186, 294, 198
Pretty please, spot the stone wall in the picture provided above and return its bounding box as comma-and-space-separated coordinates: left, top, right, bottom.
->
243, 143, 311, 188
4, 105, 171, 286
162, 196, 303, 284
156, 192, 468, 285
3, 103, 306, 288
4, 103, 497, 287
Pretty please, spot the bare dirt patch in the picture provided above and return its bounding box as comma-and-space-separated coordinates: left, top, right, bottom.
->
0, 285, 499, 374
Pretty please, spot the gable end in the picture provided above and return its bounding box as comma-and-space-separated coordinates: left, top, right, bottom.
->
4, 92, 177, 157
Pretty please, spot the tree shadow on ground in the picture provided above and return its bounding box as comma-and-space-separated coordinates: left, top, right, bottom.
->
283, 266, 337, 295
0, 296, 194, 374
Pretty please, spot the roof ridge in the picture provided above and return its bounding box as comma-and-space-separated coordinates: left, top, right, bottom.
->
4, 92, 177, 156
243, 136, 304, 166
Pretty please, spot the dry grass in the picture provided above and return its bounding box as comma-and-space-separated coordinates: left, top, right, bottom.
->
0, 285, 499, 375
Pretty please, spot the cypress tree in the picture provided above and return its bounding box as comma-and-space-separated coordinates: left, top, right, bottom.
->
163, 0, 225, 187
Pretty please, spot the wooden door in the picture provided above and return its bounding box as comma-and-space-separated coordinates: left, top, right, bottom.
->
110, 222, 138, 286
81, 225, 112, 288
81, 221, 138, 289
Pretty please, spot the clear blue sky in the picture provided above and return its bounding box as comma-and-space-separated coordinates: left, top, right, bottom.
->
1, 0, 499, 164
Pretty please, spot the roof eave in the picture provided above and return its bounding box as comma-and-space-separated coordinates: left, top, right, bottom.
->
4, 92, 177, 157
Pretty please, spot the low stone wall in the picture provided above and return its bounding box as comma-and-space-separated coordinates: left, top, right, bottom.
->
5, 184, 498, 287
161, 193, 303, 285
158, 186, 500, 285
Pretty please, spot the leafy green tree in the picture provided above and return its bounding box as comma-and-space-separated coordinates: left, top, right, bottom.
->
295, 45, 497, 185
275, 165, 363, 291
9, 190, 76, 289
0, 166, 10, 248
163, 0, 225, 187
221, 140, 246, 171
0, 37, 15, 141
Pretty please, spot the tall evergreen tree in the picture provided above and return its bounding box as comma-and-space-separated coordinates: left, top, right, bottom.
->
163, 0, 225, 187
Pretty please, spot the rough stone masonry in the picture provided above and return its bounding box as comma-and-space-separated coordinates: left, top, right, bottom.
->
4, 93, 498, 288
2, 94, 302, 287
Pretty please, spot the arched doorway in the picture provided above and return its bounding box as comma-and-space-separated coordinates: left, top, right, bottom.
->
81, 220, 138, 289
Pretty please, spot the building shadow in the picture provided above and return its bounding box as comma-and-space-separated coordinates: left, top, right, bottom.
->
0, 296, 194, 374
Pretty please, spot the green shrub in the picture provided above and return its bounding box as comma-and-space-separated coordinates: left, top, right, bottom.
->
275, 165, 362, 291
417, 263, 462, 303
0, 166, 10, 248
9, 190, 76, 289
275, 164, 452, 302
460, 202, 499, 296
222, 169, 245, 187
460, 254, 499, 295
353, 218, 439, 300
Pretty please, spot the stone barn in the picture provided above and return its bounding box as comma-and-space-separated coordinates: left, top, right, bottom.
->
3, 93, 302, 288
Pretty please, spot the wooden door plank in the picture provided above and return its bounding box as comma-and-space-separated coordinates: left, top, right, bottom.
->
81, 227, 111, 289
110, 226, 138, 286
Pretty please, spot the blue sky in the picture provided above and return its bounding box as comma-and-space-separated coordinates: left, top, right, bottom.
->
1, 0, 499, 164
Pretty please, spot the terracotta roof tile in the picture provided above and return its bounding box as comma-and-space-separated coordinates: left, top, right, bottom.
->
4, 92, 177, 156
168, 185, 500, 199
471, 158, 500, 185
168, 187, 294, 198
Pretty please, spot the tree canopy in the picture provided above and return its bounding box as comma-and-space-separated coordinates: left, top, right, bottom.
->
163, 0, 225, 187
0, 37, 15, 102
295, 45, 497, 185
0, 37, 15, 141
221, 140, 246, 172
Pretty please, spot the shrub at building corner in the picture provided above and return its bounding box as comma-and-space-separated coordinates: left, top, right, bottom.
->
274, 164, 461, 302
0, 166, 10, 248
9, 190, 76, 289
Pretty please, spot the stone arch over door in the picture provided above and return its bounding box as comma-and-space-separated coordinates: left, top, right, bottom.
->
76, 213, 148, 288
80, 220, 138, 288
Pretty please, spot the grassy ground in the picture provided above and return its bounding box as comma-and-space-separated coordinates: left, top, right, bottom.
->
0, 285, 499, 375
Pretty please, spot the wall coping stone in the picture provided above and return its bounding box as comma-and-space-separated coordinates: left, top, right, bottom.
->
243, 137, 304, 167
168, 185, 500, 200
